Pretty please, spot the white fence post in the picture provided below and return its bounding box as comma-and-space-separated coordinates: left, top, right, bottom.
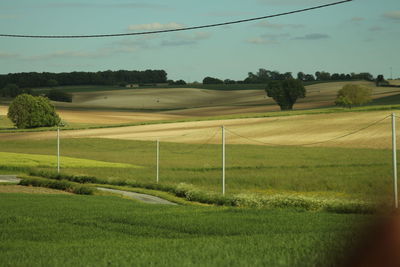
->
57, 127, 60, 173
157, 139, 160, 183
392, 113, 398, 209
222, 126, 225, 195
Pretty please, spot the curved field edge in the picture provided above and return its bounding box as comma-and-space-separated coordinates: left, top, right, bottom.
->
0, 151, 141, 169
20, 170, 379, 214
1, 104, 400, 133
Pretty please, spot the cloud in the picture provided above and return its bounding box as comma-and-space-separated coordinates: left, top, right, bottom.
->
0, 14, 18, 19
113, 37, 156, 52
29, 2, 169, 10
128, 22, 185, 31
351, 17, 365, 22
160, 32, 212, 47
257, 0, 330, 6
247, 37, 278, 45
26, 49, 113, 61
383, 11, 400, 20
203, 11, 255, 17
0, 52, 19, 59
254, 21, 303, 29
369, 26, 383, 32
293, 33, 330, 40
247, 33, 290, 45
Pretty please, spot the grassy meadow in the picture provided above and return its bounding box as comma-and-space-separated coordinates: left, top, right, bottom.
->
0, 138, 394, 204
0, 193, 372, 266
0, 82, 398, 266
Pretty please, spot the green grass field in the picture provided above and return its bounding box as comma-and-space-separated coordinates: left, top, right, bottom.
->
0, 193, 371, 266
0, 138, 394, 204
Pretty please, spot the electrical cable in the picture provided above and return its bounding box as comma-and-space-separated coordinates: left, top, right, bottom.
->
225, 115, 390, 147
160, 129, 219, 155
0, 0, 352, 39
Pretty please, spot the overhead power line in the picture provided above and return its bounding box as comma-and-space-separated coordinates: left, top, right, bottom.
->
225, 115, 390, 147
0, 0, 352, 39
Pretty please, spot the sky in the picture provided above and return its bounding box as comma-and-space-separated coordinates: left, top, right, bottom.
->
0, 0, 399, 82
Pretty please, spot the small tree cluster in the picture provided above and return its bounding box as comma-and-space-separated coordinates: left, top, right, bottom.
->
0, 83, 32, 98
46, 89, 73, 102
7, 94, 61, 129
168, 79, 187, 86
335, 84, 372, 108
203, 77, 223, 84
265, 79, 306, 111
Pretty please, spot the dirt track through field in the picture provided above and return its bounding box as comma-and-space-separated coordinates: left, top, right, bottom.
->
97, 188, 177, 205
0, 110, 396, 149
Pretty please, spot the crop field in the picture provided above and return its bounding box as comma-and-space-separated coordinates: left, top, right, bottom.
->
1, 81, 400, 129
1, 109, 398, 149
1, 81, 400, 265
49, 81, 400, 116
0, 137, 395, 203
0, 151, 140, 169
0, 193, 372, 266
0, 185, 72, 194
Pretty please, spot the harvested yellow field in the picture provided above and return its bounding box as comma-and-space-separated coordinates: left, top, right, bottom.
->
0, 105, 7, 116
55, 88, 266, 110
2, 81, 399, 126
58, 109, 183, 125
390, 80, 400, 86
0, 185, 71, 194
52, 81, 400, 121
1, 110, 396, 149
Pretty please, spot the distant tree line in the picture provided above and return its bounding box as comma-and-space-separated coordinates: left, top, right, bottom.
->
0, 69, 168, 89
202, 69, 376, 85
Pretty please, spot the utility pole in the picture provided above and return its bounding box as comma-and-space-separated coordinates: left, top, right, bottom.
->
391, 67, 393, 80
392, 113, 398, 209
57, 127, 60, 173
222, 126, 225, 195
156, 139, 160, 183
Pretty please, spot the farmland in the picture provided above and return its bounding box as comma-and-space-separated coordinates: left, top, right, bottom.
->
0, 137, 394, 204
0, 193, 372, 266
2, 81, 400, 129
0, 81, 399, 266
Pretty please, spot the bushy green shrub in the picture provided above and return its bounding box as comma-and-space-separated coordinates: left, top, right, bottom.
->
46, 89, 72, 102
335, 84, 372, 108
19, 177, 94, 195
7, 94, 61, 128
27, 170, 376, 214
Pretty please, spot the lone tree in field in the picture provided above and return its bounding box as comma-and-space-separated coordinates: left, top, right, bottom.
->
265, 79, 306, 110
7, 94, 61, 129
335, 84, 372, 108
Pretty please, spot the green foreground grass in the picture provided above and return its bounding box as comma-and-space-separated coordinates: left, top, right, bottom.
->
0, 193, 371, 266
0, 138, 394, 209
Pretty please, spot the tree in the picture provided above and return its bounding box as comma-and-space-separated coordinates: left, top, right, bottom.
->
334, 84, 372, 108
297, 72, 305, 81
47, 79, 59, 87
1, 83, 23, 97
376, 75, 389, 86
46, 89, 72, 102
304, 74, 315, 81
224, 79, 236, 84
7, 94, 61, 128
174, 80, 187, 85
203, 77, 223, 84
265, 79, 306, 110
